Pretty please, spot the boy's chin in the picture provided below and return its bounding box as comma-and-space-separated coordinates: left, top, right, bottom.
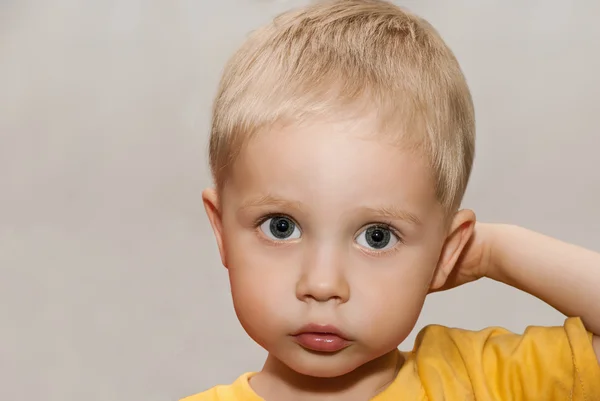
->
288, 361, 361, 378
275, 347, 377, 378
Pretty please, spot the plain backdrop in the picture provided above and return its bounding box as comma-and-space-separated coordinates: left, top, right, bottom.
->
1, 1, 600, 400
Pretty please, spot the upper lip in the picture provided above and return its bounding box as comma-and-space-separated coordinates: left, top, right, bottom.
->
292, 324, 350, 340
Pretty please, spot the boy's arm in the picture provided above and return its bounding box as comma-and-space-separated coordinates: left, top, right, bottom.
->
486, 224, 600, 362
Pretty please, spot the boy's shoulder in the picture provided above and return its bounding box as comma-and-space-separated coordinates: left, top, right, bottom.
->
412, 317, 600, 399
413, 316, 589, 365
180, 386, 219, 401
180, 373, 258, 401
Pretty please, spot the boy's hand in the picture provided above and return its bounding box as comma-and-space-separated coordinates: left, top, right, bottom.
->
431, 223, 495, 293
433, 222, 600, 363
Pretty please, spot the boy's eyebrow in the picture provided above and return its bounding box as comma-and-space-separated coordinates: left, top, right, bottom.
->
239, 195, 304, 211
359, 206, 423, 226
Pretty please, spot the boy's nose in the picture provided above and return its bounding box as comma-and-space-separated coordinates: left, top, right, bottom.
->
295, 246, 350, 304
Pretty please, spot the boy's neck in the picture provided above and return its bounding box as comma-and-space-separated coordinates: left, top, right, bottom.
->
249, 350, 403, 401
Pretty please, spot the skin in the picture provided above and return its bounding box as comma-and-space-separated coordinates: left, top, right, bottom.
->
203, 118, 475, 401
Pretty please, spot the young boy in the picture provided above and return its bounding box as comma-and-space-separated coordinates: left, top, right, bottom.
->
184, 0, 600, 399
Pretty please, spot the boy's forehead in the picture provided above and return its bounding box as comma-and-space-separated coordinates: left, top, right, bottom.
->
243, 115, 424, 165
225, 120, 441, 218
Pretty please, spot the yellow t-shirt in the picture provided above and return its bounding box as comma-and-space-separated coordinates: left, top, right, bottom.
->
181, 317, 600, 400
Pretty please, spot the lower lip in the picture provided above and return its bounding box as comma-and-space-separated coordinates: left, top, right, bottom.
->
293, 333, 350, 352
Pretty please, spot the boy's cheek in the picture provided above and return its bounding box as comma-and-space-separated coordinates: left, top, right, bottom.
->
228, 261, 298, 342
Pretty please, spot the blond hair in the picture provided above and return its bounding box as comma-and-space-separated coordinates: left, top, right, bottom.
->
209, 0, 475, 211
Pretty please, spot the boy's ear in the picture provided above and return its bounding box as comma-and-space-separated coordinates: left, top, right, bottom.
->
430, 209, 476, 291
202, 188, 228, 268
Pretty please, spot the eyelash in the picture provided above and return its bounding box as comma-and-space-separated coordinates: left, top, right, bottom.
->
362, 221, 404, 242
253, 213, 293, 229
253, 214, 404, 250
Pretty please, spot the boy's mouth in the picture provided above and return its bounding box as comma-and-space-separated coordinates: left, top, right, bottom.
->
291, 324, 351, 353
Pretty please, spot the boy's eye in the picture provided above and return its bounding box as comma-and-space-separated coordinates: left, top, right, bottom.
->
356, 225, 398, 251
260, 216, 301, 240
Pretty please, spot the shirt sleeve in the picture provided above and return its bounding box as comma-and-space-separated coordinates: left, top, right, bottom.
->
413, 317, 600, 400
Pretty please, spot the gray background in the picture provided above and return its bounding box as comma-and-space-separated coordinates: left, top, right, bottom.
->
1, 1, 599, 400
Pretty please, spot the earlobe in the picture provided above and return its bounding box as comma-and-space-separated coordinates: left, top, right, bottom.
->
202, 188, 228, 268
430, 209, 476, 291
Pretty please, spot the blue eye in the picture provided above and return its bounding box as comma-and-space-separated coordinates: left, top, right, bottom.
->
356, 225, 398, 251
260, 216, 301, 240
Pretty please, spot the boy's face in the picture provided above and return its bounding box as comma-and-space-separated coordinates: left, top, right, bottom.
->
204, 118, 473, 378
